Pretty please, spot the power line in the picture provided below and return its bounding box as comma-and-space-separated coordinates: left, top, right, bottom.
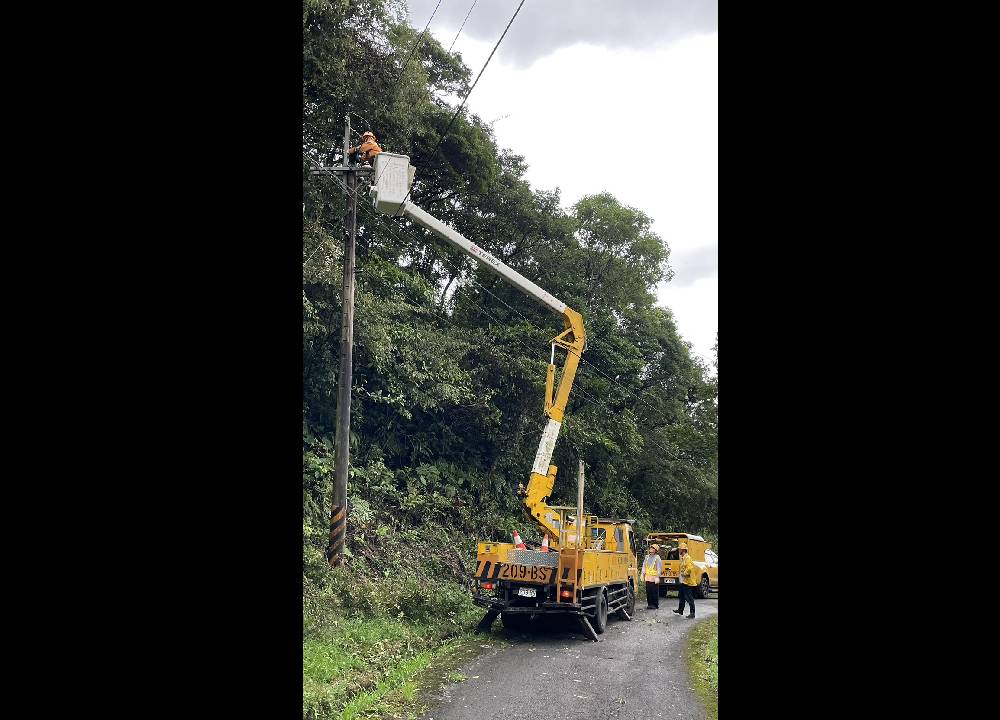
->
392, 0, 527, 215
314, 0, 443, 167
347, 110, 373, 133
389, 0, 445, 89
304, 1, 438, 162
448, 0, 479, 52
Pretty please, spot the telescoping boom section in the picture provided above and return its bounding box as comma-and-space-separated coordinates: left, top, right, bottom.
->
370, 152, 584, 548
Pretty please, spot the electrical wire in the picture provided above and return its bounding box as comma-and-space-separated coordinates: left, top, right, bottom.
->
448, 0, 479, 52
389, 0, 445, 89
391, 0, 527, 214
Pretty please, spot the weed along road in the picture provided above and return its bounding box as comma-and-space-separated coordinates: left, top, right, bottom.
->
421, 598, 718, 720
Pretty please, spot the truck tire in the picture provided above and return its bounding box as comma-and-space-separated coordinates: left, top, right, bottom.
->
502, 612, 532, 634
616, 583, 635, 620
593, 590, 608, 634
694, 575, 710, 599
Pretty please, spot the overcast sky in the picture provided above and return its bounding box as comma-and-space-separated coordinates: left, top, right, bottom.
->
405, 0, 718, 366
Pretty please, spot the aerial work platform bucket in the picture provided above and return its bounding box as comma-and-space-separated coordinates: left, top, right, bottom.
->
369, 152, 415, 214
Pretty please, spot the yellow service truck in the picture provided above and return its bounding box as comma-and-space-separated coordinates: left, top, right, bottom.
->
646, 532, 718, 598
473, 510, 639, 639
368, 153, 639, 640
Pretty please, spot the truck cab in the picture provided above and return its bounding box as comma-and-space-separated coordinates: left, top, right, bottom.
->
645, 532, 718, 598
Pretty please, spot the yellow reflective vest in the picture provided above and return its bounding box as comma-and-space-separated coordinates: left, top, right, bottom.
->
642, 555, 662, 582
679, 554, 699, 586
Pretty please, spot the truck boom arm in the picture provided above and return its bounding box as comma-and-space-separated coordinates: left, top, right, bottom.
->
371, 154, 585, 548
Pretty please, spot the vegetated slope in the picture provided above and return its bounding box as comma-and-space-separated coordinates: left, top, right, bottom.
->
303, 1, 717, 717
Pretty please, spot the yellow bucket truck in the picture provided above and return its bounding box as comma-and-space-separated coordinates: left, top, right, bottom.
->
370, 154, 639, 640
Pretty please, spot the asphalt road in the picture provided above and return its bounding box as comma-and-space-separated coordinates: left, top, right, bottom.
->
421, 595, 718, 720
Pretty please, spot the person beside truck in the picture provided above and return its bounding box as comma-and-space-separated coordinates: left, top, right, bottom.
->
672, 542, 697, 618
642, 544, 662, 609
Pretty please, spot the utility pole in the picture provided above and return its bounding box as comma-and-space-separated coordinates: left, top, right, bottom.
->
327, 114, 357, 568
577, 460, 585, 549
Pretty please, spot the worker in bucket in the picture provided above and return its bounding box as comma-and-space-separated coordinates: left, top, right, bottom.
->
348, 131, 382, 165
673, 542, 697, 618
642, 544, 662, 609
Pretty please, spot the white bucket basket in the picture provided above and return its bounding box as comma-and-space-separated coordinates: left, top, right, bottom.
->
371, 152, 413, 215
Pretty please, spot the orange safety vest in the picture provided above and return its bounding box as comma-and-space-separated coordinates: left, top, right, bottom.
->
354, 139, 382, 164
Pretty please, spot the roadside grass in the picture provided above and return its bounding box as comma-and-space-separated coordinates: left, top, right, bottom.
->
301, 516, 547, 718
685, 615, 718, 720
303, 618, 499, 720
303, 556, 498, 720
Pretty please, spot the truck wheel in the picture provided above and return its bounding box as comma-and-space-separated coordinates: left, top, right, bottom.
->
694, 575, 710, 599
593, 590, 608, 634
616, 584, 635, 620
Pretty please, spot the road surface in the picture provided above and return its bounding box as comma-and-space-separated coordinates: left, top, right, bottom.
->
421, 596, 718, 720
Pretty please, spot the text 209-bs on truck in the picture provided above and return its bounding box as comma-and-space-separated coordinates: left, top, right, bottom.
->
369, 152, 639, 641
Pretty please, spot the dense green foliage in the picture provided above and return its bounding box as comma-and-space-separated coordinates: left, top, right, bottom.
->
303, 1, 717, 716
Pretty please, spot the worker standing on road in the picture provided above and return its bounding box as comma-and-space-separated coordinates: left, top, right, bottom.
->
673, 543, 697, 618
642, 545, 662, 609
348, 131, 382, 165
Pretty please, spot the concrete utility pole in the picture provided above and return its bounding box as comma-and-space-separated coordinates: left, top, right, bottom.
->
327, 114, 357, 567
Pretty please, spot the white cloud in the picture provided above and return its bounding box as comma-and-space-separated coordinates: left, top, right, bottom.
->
406, 0, 718, 66
658, 276, 718, 368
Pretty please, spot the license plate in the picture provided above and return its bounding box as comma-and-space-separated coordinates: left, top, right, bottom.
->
517, 587, 537, 598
